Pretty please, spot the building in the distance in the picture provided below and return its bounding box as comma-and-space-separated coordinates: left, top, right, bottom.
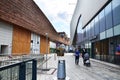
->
0, 0, 66, 55
58, 32, 70, 52
71, 0, 120, 65
58, 32, 70, 45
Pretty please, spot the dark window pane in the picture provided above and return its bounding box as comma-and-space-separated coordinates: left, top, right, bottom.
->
83, 28, 86, 38
87, 24, 90, 38
77, 20, 83, 42
89, 24, 92, 38
86, 25, 89, 39
112, 0, 120, 26
99, 9, 105, 32
91, 20, 95, 36
105, 3, 113, 30
94, 16, 100, 35
100, 18, 106, 32
77, 19, 82, 33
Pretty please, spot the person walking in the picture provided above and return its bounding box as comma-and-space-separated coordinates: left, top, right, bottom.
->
116, 45, 120, 55
75, 48, 80, 65
82, 48, 86, 65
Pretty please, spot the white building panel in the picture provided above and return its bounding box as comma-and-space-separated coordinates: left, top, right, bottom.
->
0, 22, 13, 54
31, 33, 40, 54
50, 42, 56, 48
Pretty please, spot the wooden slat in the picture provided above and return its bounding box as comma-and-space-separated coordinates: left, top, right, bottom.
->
12, 25, 31, 55
40, 36, 50, 54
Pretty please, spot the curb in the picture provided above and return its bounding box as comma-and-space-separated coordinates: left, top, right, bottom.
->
90, 58, 120, 69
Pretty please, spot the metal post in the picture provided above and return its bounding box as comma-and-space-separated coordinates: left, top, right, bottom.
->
19, 62, 26, 80
45, 33, 48, 69
32, 59, 37, 80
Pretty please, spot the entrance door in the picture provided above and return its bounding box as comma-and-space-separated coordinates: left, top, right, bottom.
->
31, 33, 40, 54
101, 39, 109, 61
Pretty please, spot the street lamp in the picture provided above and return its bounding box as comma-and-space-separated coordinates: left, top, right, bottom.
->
45, 33, 48, 69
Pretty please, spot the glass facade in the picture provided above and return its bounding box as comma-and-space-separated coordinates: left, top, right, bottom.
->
99, 10, 106, 32
94, 16, 100, 35
112, 0, 120, 26
105, 3, 113, 30
91, 20, 95, 37
77, 0, 120, 64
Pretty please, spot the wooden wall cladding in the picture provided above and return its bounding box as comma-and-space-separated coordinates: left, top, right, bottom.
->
0, 0, 64, 43
40, 36, 50, 54
12, 26, 31, 55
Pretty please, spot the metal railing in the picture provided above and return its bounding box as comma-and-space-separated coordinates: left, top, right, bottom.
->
0, 58, 37, 80
0, 53, 43, 80
0, 54, 44, 67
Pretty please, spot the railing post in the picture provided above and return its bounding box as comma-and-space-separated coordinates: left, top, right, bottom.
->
32, 59, 37, 80
19, 62, 26, 80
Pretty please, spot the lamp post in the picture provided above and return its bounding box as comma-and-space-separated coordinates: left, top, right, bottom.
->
45, 33, 48, 69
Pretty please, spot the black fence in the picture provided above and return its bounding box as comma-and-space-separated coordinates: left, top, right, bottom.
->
0, 59, 37, 80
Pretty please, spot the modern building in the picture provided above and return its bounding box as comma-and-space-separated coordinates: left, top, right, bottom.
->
58, 32, 70, 45
0, 0, 66, 55
58, 32, 70, 52
71, 0, 120, 64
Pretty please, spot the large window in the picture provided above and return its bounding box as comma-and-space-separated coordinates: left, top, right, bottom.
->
77, 19, 82, 33
83, 27, 86, 40
94, 16, 100, 35
99, 9, 106, 32
112, 0, 120, 26
77, 20, 83, 43
86, 25, 90, 39
89, 24, 92, 38
91, 20, 95, 36
88, 24, 91, 38
114, 24, 120, 36
105, 2, 113, 30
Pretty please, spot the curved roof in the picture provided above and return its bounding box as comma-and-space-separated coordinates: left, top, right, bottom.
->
70, 0, 111, 44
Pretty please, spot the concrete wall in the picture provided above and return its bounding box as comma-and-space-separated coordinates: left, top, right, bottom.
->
0, 22, 13, 54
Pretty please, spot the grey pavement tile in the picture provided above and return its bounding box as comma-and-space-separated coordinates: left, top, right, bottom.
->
37, 53, 120, 80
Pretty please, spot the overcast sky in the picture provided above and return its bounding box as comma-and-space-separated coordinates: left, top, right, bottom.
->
33, 0, 77, 38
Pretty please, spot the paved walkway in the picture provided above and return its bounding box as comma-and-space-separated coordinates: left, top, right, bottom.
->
37, 53, 120, 80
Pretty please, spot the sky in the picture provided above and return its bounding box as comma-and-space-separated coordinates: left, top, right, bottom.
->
33, 0, 77, 38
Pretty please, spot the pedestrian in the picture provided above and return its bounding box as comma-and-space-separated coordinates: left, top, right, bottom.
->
74, 48, 80, 65
82, 48, 86, 64
115, 44, 120, 64
115, 45, 120, 55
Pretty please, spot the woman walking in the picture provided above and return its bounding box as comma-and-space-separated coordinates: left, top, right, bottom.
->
75, 48, 80, 65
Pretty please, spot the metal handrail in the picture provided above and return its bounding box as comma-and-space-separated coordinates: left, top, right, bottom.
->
0, 58, 35, 71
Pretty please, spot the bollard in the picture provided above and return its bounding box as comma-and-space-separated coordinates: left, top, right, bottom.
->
57, 60, 66, 80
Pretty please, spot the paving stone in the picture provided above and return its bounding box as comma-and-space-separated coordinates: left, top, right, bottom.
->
37, 53, 120, 80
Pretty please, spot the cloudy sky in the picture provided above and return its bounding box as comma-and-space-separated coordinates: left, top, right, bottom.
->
33, 0, 77, 37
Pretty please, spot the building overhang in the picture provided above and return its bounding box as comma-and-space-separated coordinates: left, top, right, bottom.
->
70, 0, 112, 45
